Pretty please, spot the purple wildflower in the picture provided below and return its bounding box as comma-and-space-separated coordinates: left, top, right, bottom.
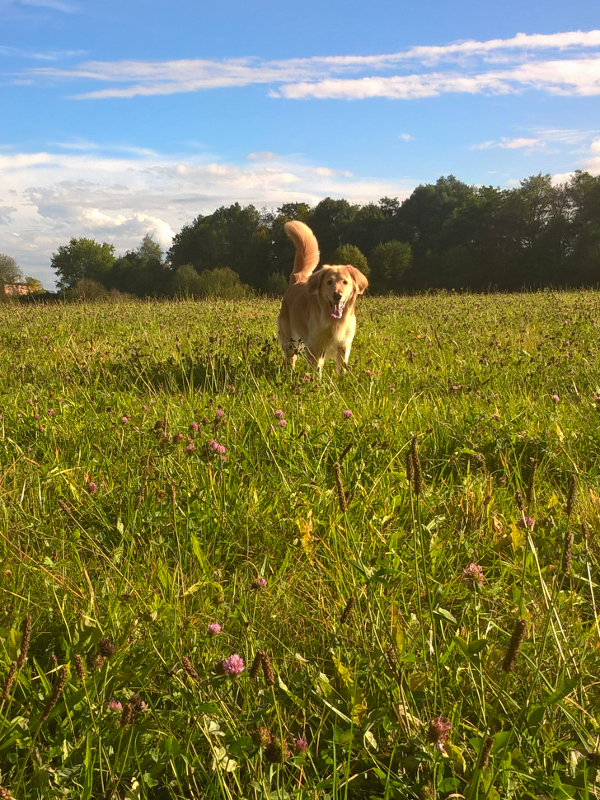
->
462, 563, 485, 588
517, 516, 535, 529
185, 443, 196, 453
120, 416, 129, 425
295, 737, 308, 753
207, 622, 222, 636
274, 409, 285, 420
342, 409, 353, 419
278, 419, 287, 428
390, 387, 396, 394
552, 394, 560, 403
221, 654, 245, 677
108, 700, 122, 712
251, 577, 267, 590
87, 481, 98, 495
209, 439, 227, 455
190, 421, 199, 432
47, 408, 55, 416
215, 408, 225, 419
427, 715, 452, 754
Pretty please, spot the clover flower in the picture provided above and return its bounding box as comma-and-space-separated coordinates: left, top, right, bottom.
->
251, 577, 267, 590
207, 623, 222, 636
342, 409, 353, 419
427, 715, 452, 753
517, 516, 535, 529
278, 419, 287, 428
462, 563, 485, 588
87, 481, 98, 495
108, 700, 122, 712
221, 654, 245, 676
295, 737, 308, 754
274, 409, 285, 420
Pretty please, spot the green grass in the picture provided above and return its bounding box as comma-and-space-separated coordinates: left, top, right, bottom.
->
0, 292, 599, 799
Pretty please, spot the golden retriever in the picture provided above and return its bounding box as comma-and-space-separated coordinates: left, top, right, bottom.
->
278, 221, 369, 373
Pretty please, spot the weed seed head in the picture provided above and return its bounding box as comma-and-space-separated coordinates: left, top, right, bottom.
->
97, 637, 115, 658
17, 614, 32, 670
340, 596, 355, 625
73, 654, 85, 682
501, 618, 527, 673
251, 726, 272, 747
479, 736, 494, 769
1, 662, 17, 701
182, 656, 200, 681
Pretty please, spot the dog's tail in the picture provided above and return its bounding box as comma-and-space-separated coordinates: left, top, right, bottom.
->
284, 221, 320, 284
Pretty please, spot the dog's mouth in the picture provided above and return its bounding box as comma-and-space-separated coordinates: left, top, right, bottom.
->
329, 299, 345, 319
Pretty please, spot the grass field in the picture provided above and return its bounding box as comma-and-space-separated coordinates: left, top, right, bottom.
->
1, 292, 600, 800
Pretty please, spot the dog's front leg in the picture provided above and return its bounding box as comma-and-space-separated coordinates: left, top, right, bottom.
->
335, 344, 351, 374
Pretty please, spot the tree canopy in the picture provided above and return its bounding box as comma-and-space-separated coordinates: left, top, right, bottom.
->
47, 171, 600, 297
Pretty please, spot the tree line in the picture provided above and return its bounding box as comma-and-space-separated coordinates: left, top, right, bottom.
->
38, 170, 600, 298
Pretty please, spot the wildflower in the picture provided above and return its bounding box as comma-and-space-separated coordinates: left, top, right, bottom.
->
207, 622, 222, 636
516, 516, 535, 529
552, 394, 560, 403
172, 433, 185, 444
342, 409, 353, 419
278, 419, 287, 428
120, 416, 129, 425
215, 408, 225, 419
462, 563, 485, 588
295, 737, 308, 753
251, 577, 267, 590
390, 387, 396, 394
108, 700, 122, 712
47, 408, 55, 416
427, 715, 452, 753
185, 443, 196, 453
274, 409, 285, 420
142, 404, 148, 411
365, 369, 373, 376
209, 439, 227, 455
87, 481, 98, 494
221, 654, 245, 677
491, 412, 501, 421
34, 413, 40, 419
190, 421, 199, 432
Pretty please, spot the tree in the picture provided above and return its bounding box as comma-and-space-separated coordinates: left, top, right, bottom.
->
331, 244, 370, 276
138, 233, 163, 262
368, 241, 412, 293
172, 264, 205, 297
25, 276, 45, 294
0, 254, 22, 283
51, 238, 115, 290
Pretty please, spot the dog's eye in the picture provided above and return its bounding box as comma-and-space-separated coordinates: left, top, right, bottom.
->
327, 279, 333, 285
342, 280, 348, 285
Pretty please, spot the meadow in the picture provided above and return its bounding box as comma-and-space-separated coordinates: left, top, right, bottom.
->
0, 291, 599, 800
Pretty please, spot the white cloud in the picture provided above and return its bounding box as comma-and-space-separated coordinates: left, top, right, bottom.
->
18, 0, 79, 12
399, 133, 414, 141
18, 29, 600, 101
473, 128, 600, 152
0, 145, 415, 287
474, 137, 544, 150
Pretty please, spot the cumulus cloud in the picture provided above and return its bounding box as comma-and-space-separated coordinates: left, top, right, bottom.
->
473, 128, 600, 152
0, 145, 414, 287
18, 29, 600, 101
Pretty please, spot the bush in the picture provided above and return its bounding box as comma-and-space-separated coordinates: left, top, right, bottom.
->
64, 279, 109, 300
174, 265, 251, 299
331, 244, 370, 276
263, 272, 289, 296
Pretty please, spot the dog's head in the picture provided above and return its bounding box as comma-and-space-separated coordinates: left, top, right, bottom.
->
307, 265, 369, 319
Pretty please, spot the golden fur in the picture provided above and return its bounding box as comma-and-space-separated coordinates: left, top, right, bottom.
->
278, 220, 369, 372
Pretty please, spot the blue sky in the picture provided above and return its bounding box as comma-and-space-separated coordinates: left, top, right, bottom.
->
1, 0, 599, 286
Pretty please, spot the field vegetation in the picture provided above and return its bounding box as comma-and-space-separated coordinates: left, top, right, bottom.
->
0, 292, 599, 799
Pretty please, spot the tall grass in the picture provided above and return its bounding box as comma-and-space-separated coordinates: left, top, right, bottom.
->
0, 292, 599, 799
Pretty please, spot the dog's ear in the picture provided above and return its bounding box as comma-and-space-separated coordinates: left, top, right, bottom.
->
347, 267, 369, 295
306, 268, 325, 294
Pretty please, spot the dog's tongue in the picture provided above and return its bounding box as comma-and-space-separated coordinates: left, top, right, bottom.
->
330, 302, 344, 319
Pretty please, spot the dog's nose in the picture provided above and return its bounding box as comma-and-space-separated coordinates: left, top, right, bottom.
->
333, 291, 342, 302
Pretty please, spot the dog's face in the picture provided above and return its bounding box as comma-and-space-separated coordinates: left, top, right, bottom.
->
308, 265, 368, 319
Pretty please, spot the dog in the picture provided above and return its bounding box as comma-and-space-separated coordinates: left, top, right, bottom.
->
277, 220, 369, 373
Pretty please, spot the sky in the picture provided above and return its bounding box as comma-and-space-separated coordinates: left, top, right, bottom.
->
1, 0, 599, 287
